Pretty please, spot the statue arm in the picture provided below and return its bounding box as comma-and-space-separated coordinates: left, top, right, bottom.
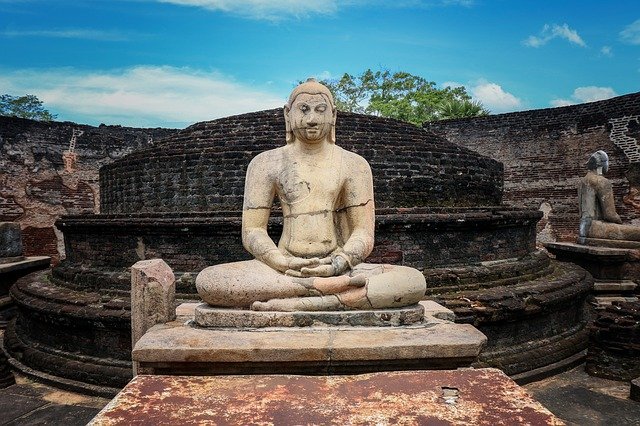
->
241, 154, 288, 271
598, 180, 623, 224
339, 156, 375, 267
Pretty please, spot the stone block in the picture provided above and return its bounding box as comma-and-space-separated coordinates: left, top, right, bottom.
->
194, 304, 425, 328
132, 316, 487, 375
0, 223, 22, 258
89, 369, 561, 425
130, 259, 176, 364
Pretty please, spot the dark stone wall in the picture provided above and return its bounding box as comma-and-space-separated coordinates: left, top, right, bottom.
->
425, 92, 640, 242
54, 207, 540, 295
587, 301, 640, 381
100, 109, 504, 214
0, 116, 178, 262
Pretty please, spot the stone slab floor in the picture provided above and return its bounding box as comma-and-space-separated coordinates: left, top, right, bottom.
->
0, 366, 638, 425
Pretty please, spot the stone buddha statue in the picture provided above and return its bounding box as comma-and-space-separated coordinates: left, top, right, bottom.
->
578, 150, 640, 241
196, 79, 426, 311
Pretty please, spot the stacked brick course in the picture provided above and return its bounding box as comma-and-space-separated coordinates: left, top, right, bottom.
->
587, 301, 640, 380
100, 109, 503, 214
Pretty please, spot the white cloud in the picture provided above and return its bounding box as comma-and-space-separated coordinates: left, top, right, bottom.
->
0, 66, 285, 127
550, 86, 618, 107
600, 46, 613, 57
524, 23, 586, 48
0, 28, 134, 41
469, 81, 522, 113
620, 19, 640, 44
157, 0, 337, 20
549, 99, 573, 107
441, 81, 464, 89
156, 0, 475, 20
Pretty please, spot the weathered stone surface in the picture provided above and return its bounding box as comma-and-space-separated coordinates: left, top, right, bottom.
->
0, 222, 22, 258
132, 315, 486, 375
419, 300, 456, 322
631, 376, 640, 402
578, 237, 640, 249
587, 300, 640, 381
89, 369, 561, 425
0, 346, 15, 388
546, 241, 640, 282
0, 116, 177, 263
194, 303, 425, 328
130, 259, 175, 350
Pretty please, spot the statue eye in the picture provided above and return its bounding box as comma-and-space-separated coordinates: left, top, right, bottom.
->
300, 104, 310, 113
316, 105, 326, 113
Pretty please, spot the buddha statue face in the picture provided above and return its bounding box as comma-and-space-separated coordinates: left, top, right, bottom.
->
289, 93, 334, 144
284, 79, 337, 144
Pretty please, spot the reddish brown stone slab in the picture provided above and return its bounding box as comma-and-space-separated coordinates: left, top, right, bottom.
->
89, 369, 562, 425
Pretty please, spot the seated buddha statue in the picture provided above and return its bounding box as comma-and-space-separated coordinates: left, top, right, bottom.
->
578, 150, 640, 241
195, 79, 426, 312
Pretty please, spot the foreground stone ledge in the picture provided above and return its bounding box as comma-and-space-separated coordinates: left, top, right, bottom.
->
89, 369, 562, 425
132, 314, 487, 375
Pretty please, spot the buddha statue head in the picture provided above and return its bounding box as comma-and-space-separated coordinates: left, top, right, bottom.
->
284, 78, 337, 144
586, 150, 609, 174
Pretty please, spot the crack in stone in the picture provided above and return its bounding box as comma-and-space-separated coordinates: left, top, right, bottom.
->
244, 206, 271, 210
282, 199, 373, 219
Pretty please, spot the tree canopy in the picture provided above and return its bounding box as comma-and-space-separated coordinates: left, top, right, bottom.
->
0, 94, 57, 121
320, 70, 489, 125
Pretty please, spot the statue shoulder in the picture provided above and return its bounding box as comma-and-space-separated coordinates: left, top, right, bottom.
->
341, 148, 372, 174
247, 147, 285, 177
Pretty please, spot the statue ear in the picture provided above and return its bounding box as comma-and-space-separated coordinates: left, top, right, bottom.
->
284, 105, 293, 144
330, 108, 337, 144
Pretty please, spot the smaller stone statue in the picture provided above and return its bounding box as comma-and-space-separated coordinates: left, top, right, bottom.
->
578, 150, 640, 241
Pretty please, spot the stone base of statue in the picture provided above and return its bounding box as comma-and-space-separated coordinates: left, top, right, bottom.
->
132, 301, 487, 376
545, 242, 639, 308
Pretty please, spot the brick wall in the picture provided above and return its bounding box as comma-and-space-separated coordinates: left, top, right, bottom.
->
100, 109, 504, 214
425, 92, 640, 242
0, 116, 177, 262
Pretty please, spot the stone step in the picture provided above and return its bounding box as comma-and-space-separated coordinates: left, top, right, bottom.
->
593, 280, 638, 293
593, 296, 639, 308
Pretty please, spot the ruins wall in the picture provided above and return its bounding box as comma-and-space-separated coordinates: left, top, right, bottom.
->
425, 92, 640, 243
0, 116, 177, 263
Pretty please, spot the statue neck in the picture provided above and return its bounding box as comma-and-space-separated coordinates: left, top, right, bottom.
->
596, 166, 603, 175
291, 138, 333, 156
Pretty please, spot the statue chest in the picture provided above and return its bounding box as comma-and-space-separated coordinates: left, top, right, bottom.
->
276, 163, 343, 211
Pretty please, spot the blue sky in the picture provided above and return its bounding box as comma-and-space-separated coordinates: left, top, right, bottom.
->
1, 0, 639, 128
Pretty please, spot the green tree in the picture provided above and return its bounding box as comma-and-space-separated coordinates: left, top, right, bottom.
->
438, 99, 490, 120
0, 94, 57, 121
320, 70, 489, 124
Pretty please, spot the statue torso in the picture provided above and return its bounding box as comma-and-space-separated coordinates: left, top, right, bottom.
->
275, 145, 346, 257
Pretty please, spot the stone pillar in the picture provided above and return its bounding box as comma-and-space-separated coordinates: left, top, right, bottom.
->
131, 259, 175, 375
0, 223, 23, 260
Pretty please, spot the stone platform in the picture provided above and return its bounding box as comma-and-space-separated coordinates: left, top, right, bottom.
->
89, 369, 560, 425
545, 242, 639, 307
133, 302, 486, 376
545, 242, 640, 284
